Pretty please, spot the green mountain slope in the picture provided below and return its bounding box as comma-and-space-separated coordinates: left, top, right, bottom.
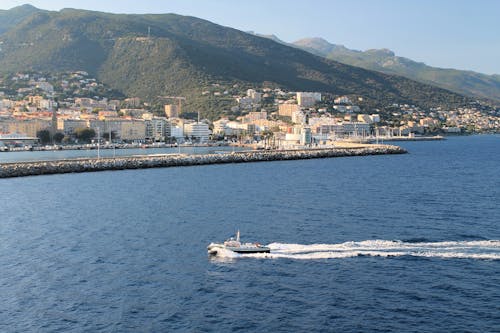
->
0, 4, 42, 35
0, 8, 475, 117
293, 37, 500, 102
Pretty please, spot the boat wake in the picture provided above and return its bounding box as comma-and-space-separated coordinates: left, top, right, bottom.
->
212, 240, 500, 260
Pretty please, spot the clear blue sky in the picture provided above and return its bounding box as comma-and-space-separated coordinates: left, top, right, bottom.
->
2, 0, 499, 75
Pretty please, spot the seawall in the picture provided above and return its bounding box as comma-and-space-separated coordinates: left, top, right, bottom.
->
0, 145, 406, 179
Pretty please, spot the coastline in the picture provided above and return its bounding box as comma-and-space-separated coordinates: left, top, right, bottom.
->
0, 144, 406, 179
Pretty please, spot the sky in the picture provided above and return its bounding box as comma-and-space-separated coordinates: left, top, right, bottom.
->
1, 0, 499, 75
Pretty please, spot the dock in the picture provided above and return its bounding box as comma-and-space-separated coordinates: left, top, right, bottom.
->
0, 144, 406, 179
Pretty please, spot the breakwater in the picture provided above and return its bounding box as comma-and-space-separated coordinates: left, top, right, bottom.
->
0, 145, 406, 179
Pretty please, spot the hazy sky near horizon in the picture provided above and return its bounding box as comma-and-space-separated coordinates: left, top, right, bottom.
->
1, 0, 499, 75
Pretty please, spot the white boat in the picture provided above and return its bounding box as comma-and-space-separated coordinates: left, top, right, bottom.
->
207, 230, 270, 255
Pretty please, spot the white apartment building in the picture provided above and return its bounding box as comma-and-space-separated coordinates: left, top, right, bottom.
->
184, 122, 210, 142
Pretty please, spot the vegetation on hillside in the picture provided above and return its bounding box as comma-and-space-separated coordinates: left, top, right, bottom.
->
0, 6, 480, 120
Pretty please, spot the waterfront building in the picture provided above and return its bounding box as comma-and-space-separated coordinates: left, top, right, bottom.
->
342, 122, 371, 137
57, 119, 88, 136
170, 126, 184, 141
7, 119, 51, 137
120, 120, 147, 142
145, 117, 170, 142
300, 127, 312, 145
213, 119, 230, 135
184, 122, 210, 142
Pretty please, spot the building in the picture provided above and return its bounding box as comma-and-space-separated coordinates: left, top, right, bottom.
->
98, 111, 119, 119
296, 92, 321, 107
145, 117, 170, 141
342, 122, 371, 137
164, 104, 179, 118
213, 119, 230, 135
57, 119, 88, 136
120, 120, 146, 141
278, 103, 301, 118
7, 119, 51, 137
236, 97, 254, 110
292, 111, 307, 124
121, 109, 148, 118
124, 97, 141, 107
334, 96, 351, 104
247, 89, 262, 103
243, 111, 267, 123
170, 126, 184, 141
35, 82, 54, 94
184, 122, 210, 142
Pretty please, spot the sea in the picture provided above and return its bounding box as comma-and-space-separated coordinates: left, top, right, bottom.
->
0, 135, 499, 332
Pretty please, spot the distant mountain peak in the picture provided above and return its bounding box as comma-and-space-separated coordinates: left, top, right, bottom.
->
0, 3, 42, 35
292, 37, 500, 102
8, 4, 39, 12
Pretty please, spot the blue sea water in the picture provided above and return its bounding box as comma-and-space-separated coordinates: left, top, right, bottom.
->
0, 135, 499, 332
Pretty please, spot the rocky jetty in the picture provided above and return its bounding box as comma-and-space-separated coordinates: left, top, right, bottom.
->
0, 145, 406, 179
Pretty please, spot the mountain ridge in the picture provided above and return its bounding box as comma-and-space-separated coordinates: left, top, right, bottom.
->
292, 37, 500, 102
0, 6, 481, 118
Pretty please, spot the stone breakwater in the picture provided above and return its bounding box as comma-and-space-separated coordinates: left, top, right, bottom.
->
0, 145, 406, 179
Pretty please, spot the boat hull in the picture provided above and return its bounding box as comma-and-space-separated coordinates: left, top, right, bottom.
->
226, 246, 270, 254
207, 243, 270, 255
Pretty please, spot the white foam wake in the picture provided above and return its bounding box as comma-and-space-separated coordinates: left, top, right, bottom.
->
213, 240, 500, 260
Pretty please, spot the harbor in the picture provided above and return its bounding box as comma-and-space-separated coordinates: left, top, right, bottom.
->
0, 144, 406, 178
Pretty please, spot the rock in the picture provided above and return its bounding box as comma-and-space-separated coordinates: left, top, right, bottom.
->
0, 145, 407, 179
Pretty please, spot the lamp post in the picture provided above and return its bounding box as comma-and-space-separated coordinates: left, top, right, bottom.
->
97, 127, 100, 159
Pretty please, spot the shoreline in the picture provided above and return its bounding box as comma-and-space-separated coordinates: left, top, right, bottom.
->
0, 144, 406, 179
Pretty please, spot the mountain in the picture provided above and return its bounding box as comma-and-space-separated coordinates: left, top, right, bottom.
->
0, 7, 476, 118
293, 37, 500, 102
0, 4, 42, 35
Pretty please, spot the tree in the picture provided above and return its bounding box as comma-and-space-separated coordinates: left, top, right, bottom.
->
36, 129, 51, 144
74, 127, 96, 143
53, 132, 65, 144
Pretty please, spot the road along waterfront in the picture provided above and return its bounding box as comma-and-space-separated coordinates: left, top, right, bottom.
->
0, 144, 405, 178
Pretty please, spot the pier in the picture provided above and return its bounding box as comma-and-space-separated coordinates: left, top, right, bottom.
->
0, 144, 406, 179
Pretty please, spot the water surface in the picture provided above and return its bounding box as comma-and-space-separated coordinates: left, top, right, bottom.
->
0, 135, 499, 332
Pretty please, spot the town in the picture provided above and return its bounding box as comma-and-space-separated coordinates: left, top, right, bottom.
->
0, 71, 499, 150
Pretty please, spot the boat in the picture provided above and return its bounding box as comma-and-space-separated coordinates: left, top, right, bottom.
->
207, 230, 270, 255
